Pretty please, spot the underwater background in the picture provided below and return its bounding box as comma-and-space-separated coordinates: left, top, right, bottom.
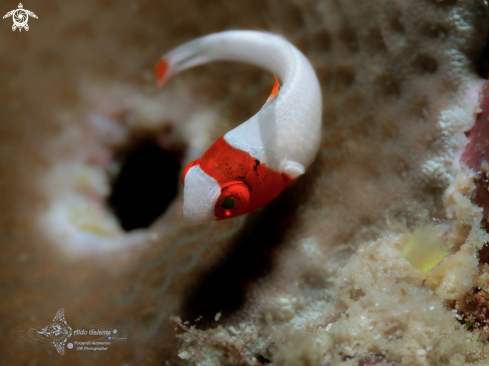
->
2, 0, 489, 365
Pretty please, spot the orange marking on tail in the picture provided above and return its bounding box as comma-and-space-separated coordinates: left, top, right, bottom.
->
267, 75, 280, 102
154, 59, 169, 88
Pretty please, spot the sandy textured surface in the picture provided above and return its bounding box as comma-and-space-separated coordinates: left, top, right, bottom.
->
2, 0, 489, 365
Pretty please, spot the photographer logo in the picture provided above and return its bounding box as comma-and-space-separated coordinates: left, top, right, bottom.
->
20, 308, 130, 355
3, 3, 38, 32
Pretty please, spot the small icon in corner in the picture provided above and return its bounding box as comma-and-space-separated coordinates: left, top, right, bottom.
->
67, 343, 73, 349
3, 3, 38, 32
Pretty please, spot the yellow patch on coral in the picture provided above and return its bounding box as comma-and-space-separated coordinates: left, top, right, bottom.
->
401, 225, 451, 277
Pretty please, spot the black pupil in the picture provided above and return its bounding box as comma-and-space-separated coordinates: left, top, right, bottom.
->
221, 197, 235, 210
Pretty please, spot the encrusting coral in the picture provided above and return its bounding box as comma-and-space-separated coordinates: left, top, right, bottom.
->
2, 0, 489, 365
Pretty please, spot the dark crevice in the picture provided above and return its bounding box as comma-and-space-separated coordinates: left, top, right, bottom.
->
256, 354, 272, 364
470, 2, 489, 78
476, 32, 489, 79
478, 232, 489, 264
107, 140, 181, 231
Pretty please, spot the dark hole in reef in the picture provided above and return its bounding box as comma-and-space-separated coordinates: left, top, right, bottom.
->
465, 1, 489, 79
477, 32, 489, 79
478, 220, 489, 264
107, 140, 181, 231
256, 354, 272, 364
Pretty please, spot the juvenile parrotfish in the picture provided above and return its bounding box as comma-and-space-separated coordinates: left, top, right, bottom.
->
155, 30, 322, 224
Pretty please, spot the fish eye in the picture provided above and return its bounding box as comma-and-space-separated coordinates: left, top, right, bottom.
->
221, 197, 235, 210
215, 182, 251, 219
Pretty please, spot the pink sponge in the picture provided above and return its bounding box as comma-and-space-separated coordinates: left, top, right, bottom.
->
461, 81, 489, 218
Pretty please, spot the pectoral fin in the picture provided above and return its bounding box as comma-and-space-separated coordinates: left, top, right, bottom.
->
284, 161, 305, 179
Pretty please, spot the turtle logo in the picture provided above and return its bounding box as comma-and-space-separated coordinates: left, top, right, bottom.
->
3, 3, 37, 32
35, 308, 73, 355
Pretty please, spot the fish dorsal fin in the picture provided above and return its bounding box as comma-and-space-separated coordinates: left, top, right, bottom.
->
266, 75, 280, 103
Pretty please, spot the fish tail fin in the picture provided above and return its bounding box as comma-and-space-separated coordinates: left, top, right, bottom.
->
154, 58, 170, 88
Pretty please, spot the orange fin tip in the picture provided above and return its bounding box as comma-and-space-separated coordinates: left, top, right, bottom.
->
154, 58, 169, 88
267, 75, 280, 102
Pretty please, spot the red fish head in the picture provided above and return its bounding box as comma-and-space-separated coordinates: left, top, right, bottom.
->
181, 137, 293, 224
